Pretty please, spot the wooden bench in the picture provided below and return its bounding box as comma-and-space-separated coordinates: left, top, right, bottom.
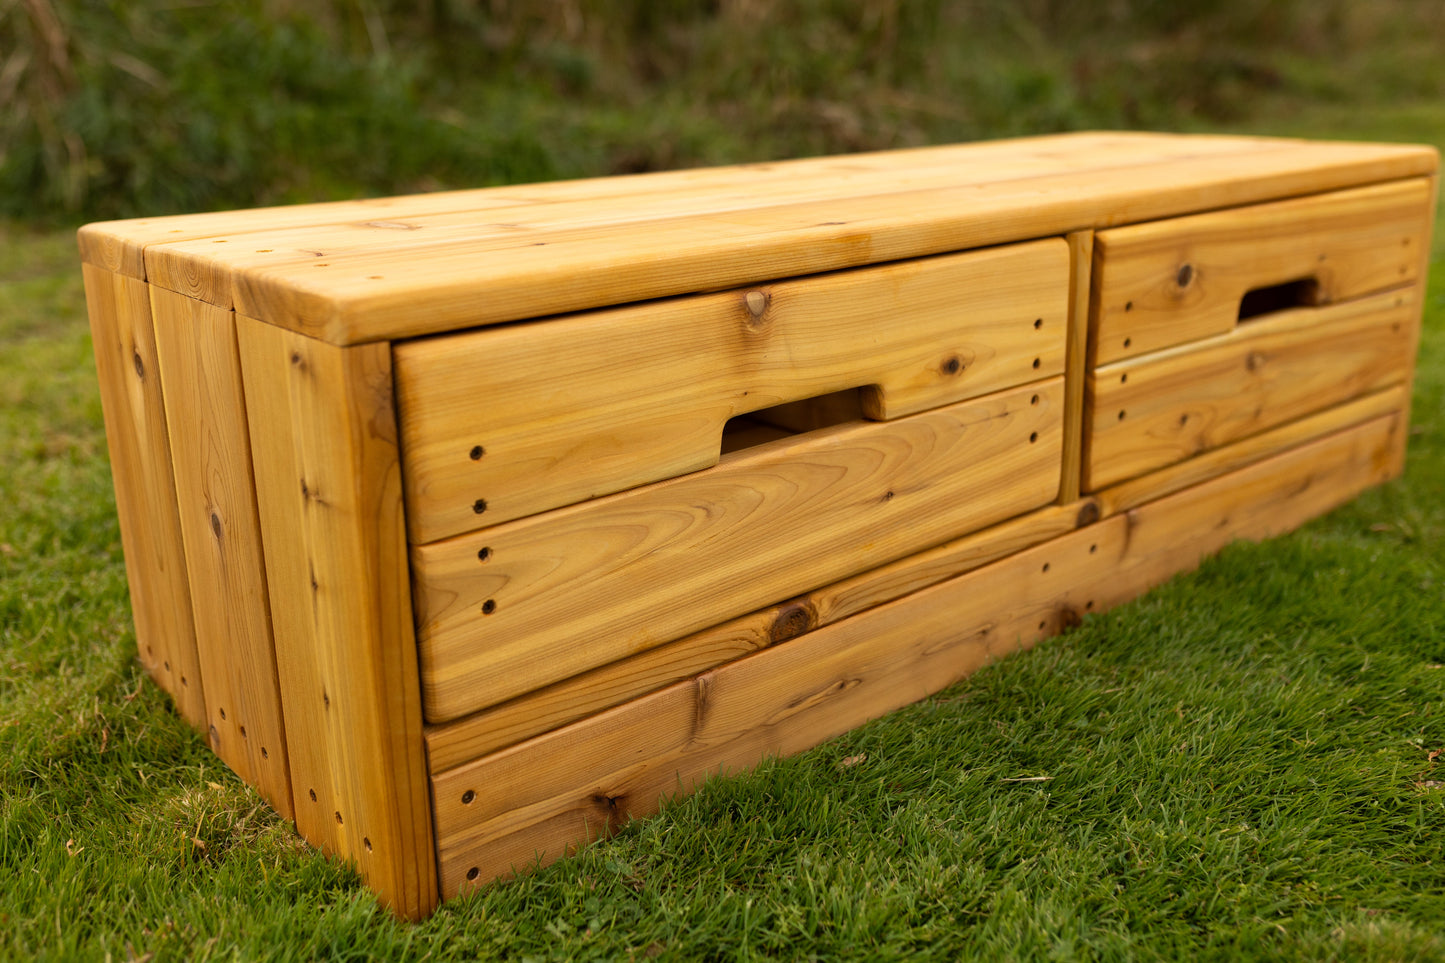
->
78, 131, 1437, 918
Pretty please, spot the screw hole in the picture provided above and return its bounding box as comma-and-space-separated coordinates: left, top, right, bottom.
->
1118, 410, 1127, 421
1030, 394, 1039, 405
218, 707, 226, 721
239, 725, 247, 738
261, 746, 268, 759
1124, 301, 1133, 313
1042, 562, 1050, 573
181, 676, 188, 687
1033, 318, 1043, 330
1123, 337, 1132, 348
1029, 432, 1038, 443
1038, 621, 1047, 631
364, 837, 373, 853
473, 499, 488, 515
462, 790, 476, 805
469, 445, 485, 460
1032, 357, 1041, 369
482, 599, 497, 615
164, 661, 171, 672
478, 546, 491, 562
309, 789, 317, 802
466, 867, 480, 881
1119, 373, 1128, 384
334, 811, 343, 825
1086, 600, 1094, 610
1089, 544, 1097, 554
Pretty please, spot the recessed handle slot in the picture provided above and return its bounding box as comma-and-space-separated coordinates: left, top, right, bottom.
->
721, 386, 870, 455
1238, 277, 1321, 322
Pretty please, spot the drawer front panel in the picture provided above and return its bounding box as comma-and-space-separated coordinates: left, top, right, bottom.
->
1083, 288, 1414, 491
414, 377, 1064, 722
394, 239, 1069, 543
1091, 178, 1429, 366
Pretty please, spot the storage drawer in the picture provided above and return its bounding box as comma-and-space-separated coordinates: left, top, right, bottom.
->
1090, 179, 1430, 366
394, 239, 1070, 544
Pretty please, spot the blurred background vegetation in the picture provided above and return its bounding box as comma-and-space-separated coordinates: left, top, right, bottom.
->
2, 0, 1443, 223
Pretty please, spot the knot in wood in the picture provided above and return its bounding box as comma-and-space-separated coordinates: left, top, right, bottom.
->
1176, 262, 1194, 288
770, 601, 817, 644
744, 290, 769, 322
1246, 350, 1267, 372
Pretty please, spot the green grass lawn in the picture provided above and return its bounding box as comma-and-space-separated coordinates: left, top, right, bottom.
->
3, 117, 1444, 959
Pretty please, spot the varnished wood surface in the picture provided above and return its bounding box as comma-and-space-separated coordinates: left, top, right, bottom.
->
423, 501, 1086, 771
430, 412, 1401, 896
150, 289, 293, 818
1090, 178, 1429, 365
395, 240, 1068, 541
77, 134, 1435, 345
81, 265, 207, 726
1084, 288, 1414, 490
236, 320, 437, 919
414, 378, 1064, 722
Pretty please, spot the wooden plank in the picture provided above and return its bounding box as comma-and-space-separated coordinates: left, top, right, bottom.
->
80, 132, 1291, 281
81, 265, 207, 727
423, 500, 1084, 771
1391, 175, 1439, 477
149, 288, 294, 819
1091, 179, 1431, 365
1083, 288, 1414, 491
236, 318, 436, 919
1059, 230, 1094, 503
132, 139, 1434, 345
414, 377, 1065, 722
395, 240, 1069, 540
430, 413, 1401, 896
1092, 386, 1410, 518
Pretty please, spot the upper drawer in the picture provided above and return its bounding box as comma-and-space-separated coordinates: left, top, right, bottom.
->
1090, 178, 1431, 366
394, 239, 1070, 544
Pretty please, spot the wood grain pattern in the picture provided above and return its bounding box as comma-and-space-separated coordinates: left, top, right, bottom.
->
149, 288, 293, 818
1092, 386, 1409, 518
415, 377, 1065, 722
431, 412, 1401, 896
1390, 175, 1439, 477
81, 264, 207, 726
81, 132, 1295, 281
1084, 288, 1414, 491
108, 136, 1433, 345
236, 318, 436, 919
1059, 230, 1095, 503
1091, 178, 1430, 365
423, 501, 1085, 771
394, 240, 1069, 540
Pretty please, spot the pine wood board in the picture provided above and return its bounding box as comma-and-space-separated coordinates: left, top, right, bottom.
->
423, 501, 1086, 771
149, 289, 293, 818
394, 240, 1069, 541
1084, 288, 1415, 491
89, 136, 1430, 345
235, 318, 436, 919
414, 377, 1065, 722
431, 412, 1401, 897
1091, 385, 1410, 518
81, 265, 207, 726
77, 132, 1305, 281
1090, 178, 1430, 365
